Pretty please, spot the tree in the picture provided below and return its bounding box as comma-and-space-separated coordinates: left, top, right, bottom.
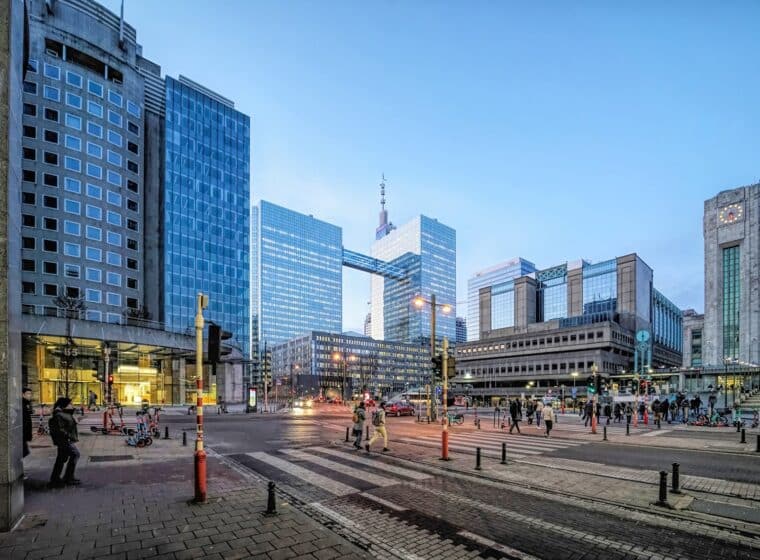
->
53, 294, 87, 398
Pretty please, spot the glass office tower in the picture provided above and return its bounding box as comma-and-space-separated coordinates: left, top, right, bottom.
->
252, 201, 343, 352
371, 215, 456, 344
163, 76, 250, 355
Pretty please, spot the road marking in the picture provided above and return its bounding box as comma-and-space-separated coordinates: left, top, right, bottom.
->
446, 432, 582, 449
280, 448, 400, 487
314, 447, 430, 480
246, 452, 357, 496
360, 492, 407, 511
641, 430, 672, 437
458, 530, 540, 560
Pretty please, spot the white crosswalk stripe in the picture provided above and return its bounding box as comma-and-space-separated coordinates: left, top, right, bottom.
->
396, 431, 587, 459
247, 451, 357, 496
280, 448, 400, 487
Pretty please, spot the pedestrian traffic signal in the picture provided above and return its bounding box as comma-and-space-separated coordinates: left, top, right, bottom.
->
431, 355, 443, 380
208, 324, 221, 364
446, 356, 456, 379
595, 376, 604, 395
587, 375, 596, 394
108, 374, 114, 384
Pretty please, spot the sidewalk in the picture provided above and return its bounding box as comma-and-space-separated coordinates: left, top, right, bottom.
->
2, 431, 363, 559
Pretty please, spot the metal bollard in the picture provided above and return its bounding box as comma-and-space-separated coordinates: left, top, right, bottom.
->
417, 413, 421, 423
603, 426, 607, 441
756, 434, 760, 452
477, 418, 481, 430
626, 423, 630, 436
366, 425, 370, 441
475, 447, 482, 470
164, 426, 170, 439
737, 422, 741, 433
345, 427, 350, 442
265, 481, 277, 515
500, 442, 507, 465
741, 429, 746, 444
658, 471, 668, 505
182, 430, 187, 446
671, 463, 681, 494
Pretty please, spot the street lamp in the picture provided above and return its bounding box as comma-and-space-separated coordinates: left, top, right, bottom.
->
332, 352, 356, 404
590, 363, 598, 434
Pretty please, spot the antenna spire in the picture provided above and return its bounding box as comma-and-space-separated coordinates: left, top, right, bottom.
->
375, 173, 395, 240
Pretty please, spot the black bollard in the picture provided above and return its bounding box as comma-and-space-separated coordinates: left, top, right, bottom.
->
366, 425, 370, 441
626, 422, 630, 436
182, 430, 187, 446
265, 481, 277, 515
740, 429, 746, 444
756, 434, 760, 452
736, 422, 741, 433
501, 442, 507, 465
658, 471, 668, 505
671, 463, 681, 494
164, 426, 170, 439
417, 413, 421, 423
475, 447, 482, 470
477, 418, 481, 430
345, 427, 350, 442
603, 426, 607, 441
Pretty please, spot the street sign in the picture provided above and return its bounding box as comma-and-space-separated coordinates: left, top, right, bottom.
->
248, 387, 257, 408
571, 387, 577, 397
275, 379, 282, 386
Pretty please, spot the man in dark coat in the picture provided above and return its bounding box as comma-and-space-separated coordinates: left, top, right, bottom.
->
48, 397, 81, 488
22, 387, 33, 457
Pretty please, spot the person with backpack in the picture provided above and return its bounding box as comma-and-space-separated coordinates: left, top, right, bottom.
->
543, 404, 555, 438
352, 401, 366, 449
48, 397, 81, 488
366, 401, 389, 452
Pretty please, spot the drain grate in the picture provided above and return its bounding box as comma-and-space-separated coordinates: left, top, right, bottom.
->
90, 455, 134, 462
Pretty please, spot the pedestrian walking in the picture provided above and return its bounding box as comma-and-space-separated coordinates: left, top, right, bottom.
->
535, 400, 543, 428
625, 403, 633, 425
366, 402, 389, 452
526, 401, 534, 425
603, 402, 611, 425
22, 387, 33, 458
88, 390, 97, 410
583, 401, 594, 427
352, 401, 366, 449
48, 397, 81, 488
508, 399, 521, 434
543, 405, 555, 438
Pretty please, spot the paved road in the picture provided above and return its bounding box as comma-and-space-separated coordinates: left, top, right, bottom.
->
198, 406, 760, 560
546, 441, 760, 483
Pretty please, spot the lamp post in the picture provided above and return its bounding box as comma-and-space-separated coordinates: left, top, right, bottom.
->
103, 343, 111, 405
194, 293, 209, 503
571, 371, 579, 410
413, 294, 452, 420
590, 364, 598, 434
332, 352, 356, 404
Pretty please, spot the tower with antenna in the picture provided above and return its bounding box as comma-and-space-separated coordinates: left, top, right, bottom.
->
375, 173, 396, 240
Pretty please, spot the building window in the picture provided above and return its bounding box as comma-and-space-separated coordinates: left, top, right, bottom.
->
126, 258, 137, 270
22, 214, 35, 227
65, 92, 82, 109
43, 63, 60, 80
87, 121, 103, 138
106, 272, 122, 287
43, 261, 58, 275
86, 310, 102, 321
64, 177, 81, 193
63, 242, 80, 257
85, 289, 102, 303
65, 134, 81, 151
86, 183, 102, 199
88, 80, 104, 98
127, 277, 137, 289
23, 81, 37, 94
64, 220, 81, 236
43, 85, 60, 102
23, 125, 36, 138
86, 247, 102, 262
107, 129, 122, 147
106, 252, 122, 267
106, 150, 122, 166
106, 191, 122, 206
44, 129, 58, 143
107, 110, 122, 127
126, 100, 141, 118
127, 219, 138, 231
42, 239, 58, 252
127, 180, 138, 193
85, 205, 102, 220
66, 71, 83, 88
106, 170, 121, 186
22, 192, 35, 205
107, 231, 122, 246
43, 195, 59, 209
65, 286, 80, 298
106, 292, 121, 307
43, 151, 58, 165
22, 282, 35, 294
22, 237, 35, 250
65, 113, 82, 130
23, 103, 36, 116
126, 298, 137, 309
106, 211, 122, 226
86, 163, 102, 179
723, 245, 740, 359
22, 169, 35, 182
127, 120, 139, 135
44, 107, 59, 122
127, 160, 138, 174
64, 264, 80, 278
86, 225, 102, 241
106, 313, 121, 325
107, 90, 123, 107
127, 199, 138, 212
43, 173, 58, 188
126, 238, 137, 251
43, 283, 58, 296
22, 259, 35, 272
86, 268, 102, 283
43, 217, 58, 231
127, 141, 138, 155
63, 199, 80, 214
64, 156, 81, 172
87, 100, 103, 118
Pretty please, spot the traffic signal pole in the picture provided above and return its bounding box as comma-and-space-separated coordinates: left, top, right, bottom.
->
441, 337, 449, 461
194, 293, 208, 503
591, 365, 598, 434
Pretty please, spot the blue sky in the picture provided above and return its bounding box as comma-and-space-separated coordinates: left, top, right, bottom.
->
107, 0, 760, 332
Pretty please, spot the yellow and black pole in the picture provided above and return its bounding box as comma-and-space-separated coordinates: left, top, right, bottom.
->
194, 293, 208, 503
441, 337, 449, 460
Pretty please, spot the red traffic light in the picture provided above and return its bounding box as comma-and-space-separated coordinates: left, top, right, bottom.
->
108, 374, 114, 384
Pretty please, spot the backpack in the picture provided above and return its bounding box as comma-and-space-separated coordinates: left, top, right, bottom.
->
48, 413, 63, 445
352, 411, 359, 423
372, 411, 381, 426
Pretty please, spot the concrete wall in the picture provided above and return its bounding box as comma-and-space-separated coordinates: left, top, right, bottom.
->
0, 0, 25, 531
514, 276, 536, 328
567, 266, 583, 317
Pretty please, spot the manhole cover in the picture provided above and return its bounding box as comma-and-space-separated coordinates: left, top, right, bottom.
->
90, 455, 134, 462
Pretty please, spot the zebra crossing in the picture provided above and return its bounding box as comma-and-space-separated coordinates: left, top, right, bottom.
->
396, 430, 587, 460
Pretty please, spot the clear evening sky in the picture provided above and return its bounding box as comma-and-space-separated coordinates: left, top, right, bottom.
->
105, 0, 760, 332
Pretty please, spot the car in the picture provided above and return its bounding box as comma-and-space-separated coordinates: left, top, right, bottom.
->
293, 399, 305, 408
386, 401, 415, 417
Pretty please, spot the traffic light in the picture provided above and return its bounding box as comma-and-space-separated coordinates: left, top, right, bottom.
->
108, 374, 114, 384
209, 324, 221, 364
595, 375, 603, 395
431, 355, 443, 380
446, 356, 456, 379
92, 359, 105, 382
587, 375, 596, 394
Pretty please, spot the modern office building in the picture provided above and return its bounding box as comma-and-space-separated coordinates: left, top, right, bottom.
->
363, 312, 372, 337
162, 76, 250, 354
370, 215, 456, 345
466, 258, 536, 341
270, 331, 431, 400
703, 184, 760, 367
456, 317, 467, 344
682, 309, 704, 368
455, 254, 683, 400
251, 201, 343, 354
17, 0, 248, 407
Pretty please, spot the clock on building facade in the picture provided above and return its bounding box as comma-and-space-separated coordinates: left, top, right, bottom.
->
718, 203, 743, 225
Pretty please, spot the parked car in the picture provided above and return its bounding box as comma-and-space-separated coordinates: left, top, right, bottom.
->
386, 401, 414, 416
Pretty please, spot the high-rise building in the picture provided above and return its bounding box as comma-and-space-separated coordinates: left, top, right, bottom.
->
252, 201, 343, 354
370, 215, 456, 344
162, 76, 250, 354
466, 258, 536, 341
363, 312, 372, 337
456, 317, 467, 344
703, 184, 760, 367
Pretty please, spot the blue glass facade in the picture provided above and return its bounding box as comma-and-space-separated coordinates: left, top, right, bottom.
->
419, 216, 457, 342
491, 281, 515, 329
252, 201, 343, 352
163, 77, 250, 354
383, 253, 422, 343
653, 289, 682, 352
537, 265, 567, 322
582, 259, 617, 315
